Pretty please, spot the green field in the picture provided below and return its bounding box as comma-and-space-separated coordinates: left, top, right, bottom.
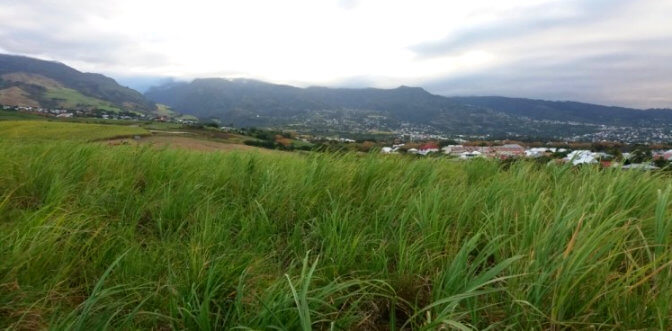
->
0, 121, 148, 141
155, 104, 178, 117
155, 104, 198, 121
44, 88, 121, 112
0, 110, 45, 121
1, 122, 672, 329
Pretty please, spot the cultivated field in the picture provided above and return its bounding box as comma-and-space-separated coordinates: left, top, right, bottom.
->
0, 111, 45, 121
106, 135, 273, 153
1, 121, 672, 329
0, 121, 148, 141
44, 88, 121, 112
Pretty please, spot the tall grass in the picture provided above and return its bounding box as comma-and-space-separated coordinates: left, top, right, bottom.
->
1, 142, 672, 329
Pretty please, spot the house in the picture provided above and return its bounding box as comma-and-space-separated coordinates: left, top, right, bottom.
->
460, 150, 483, 159
443, 145, 466, 154
525, 147, 561, 157
56, 112, 73, 118
661, 150, 672, 160
417, 143, 440, 156
381, 147, 394, 154
601, 161, 614, 168
494, 144, 525, 155
565, 150, 597, 165
381, 144, 405, 154
443, 145, 480, 156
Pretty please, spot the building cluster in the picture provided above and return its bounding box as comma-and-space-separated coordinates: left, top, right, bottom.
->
3, 105, 75, 118
381, 143, 528, 158
563, 150, 610, 165
2, 104, 200, 123
313, 136, 357, 143
652, 150, 672, 163
2, 105, 151, 121
569, 126, 672, 144
441, 144, 526, 159
380, 142, 672, 170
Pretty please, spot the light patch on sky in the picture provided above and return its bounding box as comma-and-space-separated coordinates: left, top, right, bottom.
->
0, 0, 671, 107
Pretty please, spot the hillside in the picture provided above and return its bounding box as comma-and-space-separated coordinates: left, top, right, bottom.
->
145, 78, 672, 138
0, 54, 155, 112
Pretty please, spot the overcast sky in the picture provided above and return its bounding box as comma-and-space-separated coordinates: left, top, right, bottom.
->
1, 0, 671, 108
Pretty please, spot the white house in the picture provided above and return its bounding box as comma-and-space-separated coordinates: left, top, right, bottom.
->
460, 150, 483, 159
565, 150, 597, 165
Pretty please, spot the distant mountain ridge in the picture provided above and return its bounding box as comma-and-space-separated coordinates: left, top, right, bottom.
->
145, 77, 672, 137
145, 78, 500, 133
449, 96, 672, 126
0, 54, 155, 112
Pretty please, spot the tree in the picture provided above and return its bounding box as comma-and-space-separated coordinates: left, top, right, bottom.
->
654, 158, 668, 169
630, 148, 652, 164
608, 148, 623, 162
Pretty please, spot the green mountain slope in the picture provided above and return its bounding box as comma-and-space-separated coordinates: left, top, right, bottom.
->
0, 54, 155, 112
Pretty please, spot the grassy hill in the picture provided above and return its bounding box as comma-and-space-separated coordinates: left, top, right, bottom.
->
0, 54, 155, 112
2, 120, 672, 329
43, 87, 121, 112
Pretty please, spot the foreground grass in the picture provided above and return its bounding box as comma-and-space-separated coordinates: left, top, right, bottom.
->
1, 142, 672, 329
0, 121, 148, 141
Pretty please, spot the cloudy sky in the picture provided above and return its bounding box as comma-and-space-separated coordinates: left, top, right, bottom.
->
1, 0, 671, 108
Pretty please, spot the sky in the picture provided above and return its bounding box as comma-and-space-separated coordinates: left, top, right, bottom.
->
0, 0, 671, 108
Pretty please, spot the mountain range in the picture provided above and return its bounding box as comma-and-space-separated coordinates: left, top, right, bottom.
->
145, 78, 672, 138
2, 53, 672, 140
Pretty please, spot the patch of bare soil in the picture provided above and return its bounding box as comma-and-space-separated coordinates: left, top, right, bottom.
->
105, 135, 275, 153
0, 87, 40, 107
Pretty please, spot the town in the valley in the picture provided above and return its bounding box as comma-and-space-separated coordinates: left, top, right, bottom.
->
3, 104, 672, 170
380, 142, 671, 169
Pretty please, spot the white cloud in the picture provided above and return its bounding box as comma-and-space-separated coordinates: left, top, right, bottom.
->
1, 0, 671, 107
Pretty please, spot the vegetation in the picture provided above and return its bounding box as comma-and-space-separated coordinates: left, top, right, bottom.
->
2, 123, 672, 329
0, 121, 148, 141
242, 128, 314, 151
155, 104, 178, 117
44, 87, 121, 111
0, 110, 45, 121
